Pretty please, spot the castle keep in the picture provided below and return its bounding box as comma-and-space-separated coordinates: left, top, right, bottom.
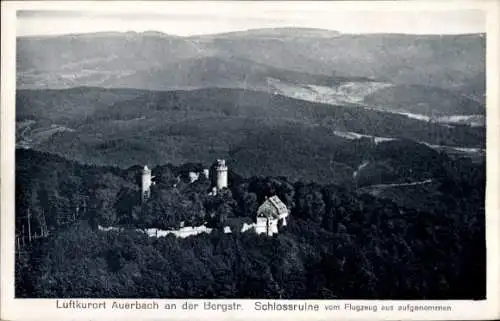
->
141, 165, 153, 201
215, 159, 228, 191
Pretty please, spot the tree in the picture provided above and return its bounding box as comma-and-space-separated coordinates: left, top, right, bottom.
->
293, 183, 325, 223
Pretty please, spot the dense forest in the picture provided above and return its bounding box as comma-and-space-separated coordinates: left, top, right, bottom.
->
16, 88, 485, 176
15, 147, 485, 299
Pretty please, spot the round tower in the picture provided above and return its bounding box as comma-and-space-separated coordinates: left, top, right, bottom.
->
215, 159, 228, 190
142, 165, 152, 201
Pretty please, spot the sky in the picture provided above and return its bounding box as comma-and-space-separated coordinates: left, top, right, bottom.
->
16, 2, 486, 37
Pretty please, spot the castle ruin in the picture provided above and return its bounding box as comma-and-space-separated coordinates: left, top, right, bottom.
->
138, 159, 289, 236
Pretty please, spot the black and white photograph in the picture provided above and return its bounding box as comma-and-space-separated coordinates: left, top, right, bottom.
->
3, 0, 496, 310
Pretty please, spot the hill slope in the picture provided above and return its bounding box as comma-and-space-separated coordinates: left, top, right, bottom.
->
196, 30, 485, 99
363, 84, 484, 116
16, 87, 485, 185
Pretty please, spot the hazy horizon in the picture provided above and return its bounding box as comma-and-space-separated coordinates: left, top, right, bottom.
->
16, 27, 487, 39
17, 7, 486, 37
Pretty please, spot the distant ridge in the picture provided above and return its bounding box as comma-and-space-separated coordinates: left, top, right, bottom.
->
16, 27, 486, 39
17, 27, 485, 102
190, 27, 343, 38
17, 27, 343, 39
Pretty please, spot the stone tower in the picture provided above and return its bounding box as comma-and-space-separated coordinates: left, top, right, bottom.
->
142, 165, 152, 201
215, 159, 228, 190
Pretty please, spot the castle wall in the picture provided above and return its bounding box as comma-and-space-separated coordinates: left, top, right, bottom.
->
255, 217, 268, 235
143, 225, 213, 238
269, 219, 279, 235
99, 217, 284, 239
188, 171, 200, 183
241, 223, 255, 233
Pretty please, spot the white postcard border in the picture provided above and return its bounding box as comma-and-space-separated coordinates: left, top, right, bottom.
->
2, 1, 499, 320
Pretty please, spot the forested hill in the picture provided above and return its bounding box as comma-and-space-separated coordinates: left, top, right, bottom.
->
16, 87, 485, 185
15, 148, 485, 299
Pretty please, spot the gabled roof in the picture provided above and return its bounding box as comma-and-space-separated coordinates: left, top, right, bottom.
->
268, 196, 288, 214
257, 195, 289, 218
